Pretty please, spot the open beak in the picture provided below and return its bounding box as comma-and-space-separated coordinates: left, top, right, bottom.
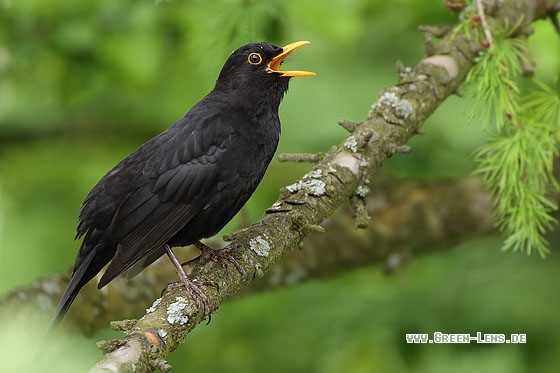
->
267, 40, 315, 77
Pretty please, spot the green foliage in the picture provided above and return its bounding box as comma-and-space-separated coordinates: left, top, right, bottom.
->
464, 38, 527, 130
464, 24, 560, 257
474, 120, 558, 256
520, 78, 560, 140
450, 14, 483, 43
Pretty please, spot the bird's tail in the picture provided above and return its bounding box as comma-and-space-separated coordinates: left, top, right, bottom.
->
47, 238, 117, 334
37, 241, 115, 363
47, 248, 98, 334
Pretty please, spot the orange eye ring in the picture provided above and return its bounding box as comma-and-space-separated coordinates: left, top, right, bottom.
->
247, 52, 263, 65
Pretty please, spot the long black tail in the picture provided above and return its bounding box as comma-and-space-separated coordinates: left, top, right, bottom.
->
47, 240, 117, 334
47, 248, 97, 334
36, 249, 97, 362
36, 243, 116, 364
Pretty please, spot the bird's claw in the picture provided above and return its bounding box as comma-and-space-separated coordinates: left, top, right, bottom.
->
184, 241, 248, 279
161, 278, 217, 320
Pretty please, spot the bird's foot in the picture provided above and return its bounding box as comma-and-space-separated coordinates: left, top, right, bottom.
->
163, 244, 217, 319
162, 278, 217, 317
183, 241, 247, 279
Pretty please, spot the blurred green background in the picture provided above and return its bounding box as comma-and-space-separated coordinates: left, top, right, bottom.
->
1, 0, 559, 372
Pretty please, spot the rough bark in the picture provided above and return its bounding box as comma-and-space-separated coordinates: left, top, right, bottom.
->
2, 1, 557, 371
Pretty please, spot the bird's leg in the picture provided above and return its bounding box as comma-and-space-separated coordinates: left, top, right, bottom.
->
163, 244, 214, 316
183, 241, 247, 278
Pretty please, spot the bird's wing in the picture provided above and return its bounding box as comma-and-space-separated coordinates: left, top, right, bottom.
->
98, 113, 231, 287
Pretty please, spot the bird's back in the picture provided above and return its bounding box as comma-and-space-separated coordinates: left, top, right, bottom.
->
81, 91, 280, 285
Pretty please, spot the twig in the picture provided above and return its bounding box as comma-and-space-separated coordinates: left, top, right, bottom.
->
477, 0, 494, 47
278, 152, 324, 163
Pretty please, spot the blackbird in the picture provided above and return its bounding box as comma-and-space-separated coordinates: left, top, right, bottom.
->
50, 41, 314, 329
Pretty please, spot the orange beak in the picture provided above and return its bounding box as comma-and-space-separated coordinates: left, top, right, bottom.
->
267, 40, 315, 77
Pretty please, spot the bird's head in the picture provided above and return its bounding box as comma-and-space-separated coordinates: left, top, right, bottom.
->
215, 41, 314, 99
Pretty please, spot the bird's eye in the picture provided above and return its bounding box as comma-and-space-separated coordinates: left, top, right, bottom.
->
247, 52, 263, 65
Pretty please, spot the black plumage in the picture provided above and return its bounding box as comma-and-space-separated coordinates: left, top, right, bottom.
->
51, 41, 314, 329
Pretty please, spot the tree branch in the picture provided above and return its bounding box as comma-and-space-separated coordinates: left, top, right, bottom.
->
5, 1, 555, 371
0, 175, 498, 333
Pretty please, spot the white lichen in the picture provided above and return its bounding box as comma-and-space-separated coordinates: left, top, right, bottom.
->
249, 236, 271, 257
371, 91, 414, 121
303, 169, 322, 179
359, 158, 369, 167
355, 185, 370, 198
344, 135, 358, 153
267, 201, 287, 212
306, 179, 326, 196
157, 329, 168, 343
395, 99, 414, 119
166, 297, 189, 325
146, 298, 162, 313
285, 183, 299, 193
286, 179, 326, 197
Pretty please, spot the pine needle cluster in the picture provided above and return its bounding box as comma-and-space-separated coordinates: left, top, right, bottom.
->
463, 23, 560, 257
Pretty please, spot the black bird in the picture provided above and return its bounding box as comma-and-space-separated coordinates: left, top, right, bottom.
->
51, 41, 314, 329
